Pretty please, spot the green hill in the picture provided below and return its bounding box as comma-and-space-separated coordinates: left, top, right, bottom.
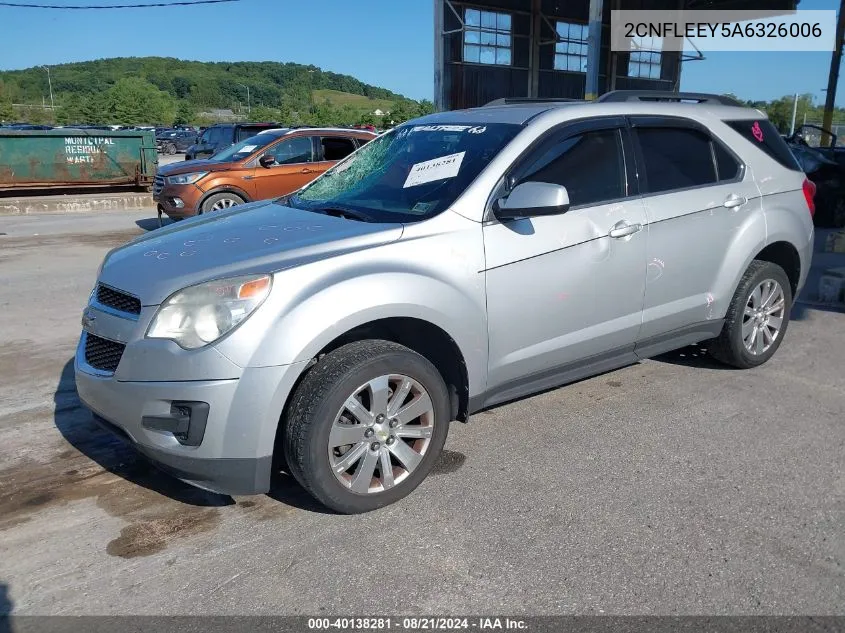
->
0, 57, 433, 127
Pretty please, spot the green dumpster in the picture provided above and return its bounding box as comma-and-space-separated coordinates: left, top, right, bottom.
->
0, 128, 158, 191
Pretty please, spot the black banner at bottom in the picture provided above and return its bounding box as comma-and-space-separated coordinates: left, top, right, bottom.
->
2, 616, 844, 633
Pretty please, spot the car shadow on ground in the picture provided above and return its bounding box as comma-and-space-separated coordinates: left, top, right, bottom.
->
651, 342, 733, 370
135, 218, 173, 232
0, 583, 12, 628
55, 359, 331, 513
55, 359, 233, 508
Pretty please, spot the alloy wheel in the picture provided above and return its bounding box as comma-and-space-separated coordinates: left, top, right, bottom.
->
742, 278, 785, 356
328, 374, 435, 494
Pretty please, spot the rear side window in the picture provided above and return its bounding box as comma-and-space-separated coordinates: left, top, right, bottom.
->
635, 127, 716, 193
519, 128, 625, 207
238, 126, 269, 142
725, 119, 802, 171
356, 136, 374, 148
714, 142, 741, 181
321, 136, 357, 161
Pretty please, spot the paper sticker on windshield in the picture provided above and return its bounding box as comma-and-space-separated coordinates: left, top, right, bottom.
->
403, 151, 465, 188
239, 145, 258, 153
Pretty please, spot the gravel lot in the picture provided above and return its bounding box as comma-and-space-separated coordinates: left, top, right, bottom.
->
0, 210, 843, 616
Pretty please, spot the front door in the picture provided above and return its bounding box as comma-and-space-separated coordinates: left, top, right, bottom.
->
251, 135, 317, 200
483, 118, 648, 402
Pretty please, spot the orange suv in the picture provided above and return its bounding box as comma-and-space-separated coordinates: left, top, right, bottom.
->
154, 127, 376, 221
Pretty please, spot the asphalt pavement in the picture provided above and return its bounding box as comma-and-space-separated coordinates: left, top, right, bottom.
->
0, 210, 843, 616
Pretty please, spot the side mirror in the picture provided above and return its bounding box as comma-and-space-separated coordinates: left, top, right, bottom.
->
258, 155, 276, 168
494, 181, 570, 220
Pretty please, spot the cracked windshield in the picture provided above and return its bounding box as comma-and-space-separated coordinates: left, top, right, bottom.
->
292, 123, 520, 221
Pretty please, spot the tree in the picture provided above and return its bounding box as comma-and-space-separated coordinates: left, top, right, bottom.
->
173, 100, 195, 126
104, 78, 176, 125
416, 99, 435, 116
0, 98, 15, 123
249, 105, 278, 122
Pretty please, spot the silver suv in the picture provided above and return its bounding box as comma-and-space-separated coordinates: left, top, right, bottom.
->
76, 92, 815, 513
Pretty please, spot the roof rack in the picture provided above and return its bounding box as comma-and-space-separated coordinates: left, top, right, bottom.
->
597, 91, 743, 106
484, 97, 582, 107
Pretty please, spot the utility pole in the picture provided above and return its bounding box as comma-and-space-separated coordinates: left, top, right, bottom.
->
238, 83, 250, 117
42, 65, 54, 111
822, 0, 845, 147
790, 93, 799, 136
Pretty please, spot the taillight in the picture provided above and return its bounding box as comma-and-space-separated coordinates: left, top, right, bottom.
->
802, 178, 816, 217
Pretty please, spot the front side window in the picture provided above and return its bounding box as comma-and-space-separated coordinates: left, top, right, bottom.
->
554, 22, 588, 73
636, 127, 717, 193
290, 122, 521, 222
518, 129, 625, 207
207, 126, 231, 146
269, 136, 313, 164
628, 35, 662, 79
464, 8, 512, 66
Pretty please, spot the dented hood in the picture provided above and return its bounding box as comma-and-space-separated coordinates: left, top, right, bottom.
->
98, 200, 403, 305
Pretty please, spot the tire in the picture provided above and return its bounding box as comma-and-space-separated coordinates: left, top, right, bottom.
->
709, 260, 792, 369
165, 143, 177, 155
283, 340, 451, 514
200, 192, 245, 214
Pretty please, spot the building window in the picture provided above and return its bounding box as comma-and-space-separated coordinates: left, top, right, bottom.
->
628, 35, 662, 79
464, 8, 512, 66
554, 22, 588, 73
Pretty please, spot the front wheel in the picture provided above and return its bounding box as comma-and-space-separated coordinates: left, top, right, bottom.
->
283, 340, 451, 514
709, 260, 792, 369
200, 192, 244, 213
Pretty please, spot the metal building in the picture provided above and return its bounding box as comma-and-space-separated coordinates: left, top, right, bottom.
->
434, 0, 799, 111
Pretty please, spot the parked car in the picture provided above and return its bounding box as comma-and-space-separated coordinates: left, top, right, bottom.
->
77, 91, 813, 514
154, 127, 375, 221
184, 122, 280, 160
156, 129, 198, 155
788, 143, 845, 228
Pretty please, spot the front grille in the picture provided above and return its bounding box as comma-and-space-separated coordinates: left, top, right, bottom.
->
96, 284, 141, 315
153, 174, 165, 197
84, 333, 126, 373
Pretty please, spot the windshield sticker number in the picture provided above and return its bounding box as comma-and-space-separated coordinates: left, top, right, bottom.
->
403, 151, 465, 188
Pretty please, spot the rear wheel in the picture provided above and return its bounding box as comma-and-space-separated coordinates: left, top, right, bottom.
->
200, 192, 244, 213
709, 260, 792, 369
283, 340, 451, 514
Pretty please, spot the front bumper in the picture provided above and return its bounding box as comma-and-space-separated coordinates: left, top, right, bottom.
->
75, 333, 306, 496
154, 184, 202, 219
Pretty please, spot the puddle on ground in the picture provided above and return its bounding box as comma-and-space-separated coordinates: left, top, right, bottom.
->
0, 393, 302, 558
106, 510, 221, 559
0, 230, 142, 252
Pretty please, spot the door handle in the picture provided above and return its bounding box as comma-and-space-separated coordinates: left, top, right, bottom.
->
300, 168, 314, 174
723, 194, 747, 208
608, 222, 643, 239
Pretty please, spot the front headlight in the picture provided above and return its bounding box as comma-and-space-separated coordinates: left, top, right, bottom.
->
167, 171, 208, 185
146, 274, 272, 349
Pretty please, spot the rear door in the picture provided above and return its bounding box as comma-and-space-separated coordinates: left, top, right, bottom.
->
629, 116, 764, 346
312, 135, 359, 177
250, 135, 316, 200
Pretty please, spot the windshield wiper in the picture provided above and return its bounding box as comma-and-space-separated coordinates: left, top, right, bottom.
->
307, 205, 374, 223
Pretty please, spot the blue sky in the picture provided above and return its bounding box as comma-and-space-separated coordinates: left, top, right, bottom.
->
0, 0, 841, 106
